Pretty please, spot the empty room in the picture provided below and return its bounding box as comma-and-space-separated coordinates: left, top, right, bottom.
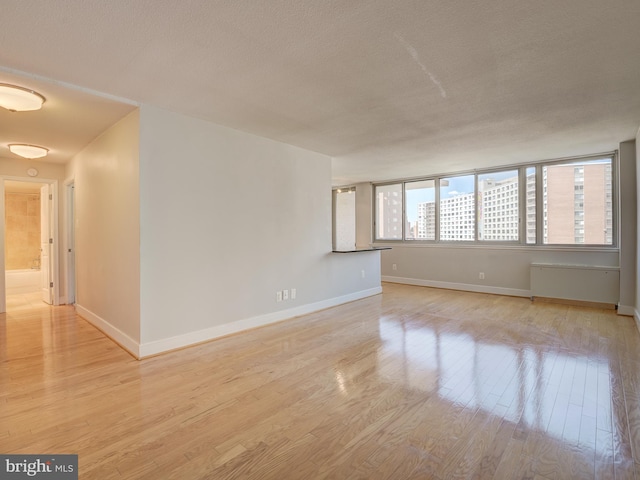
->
1, 1, 640, 479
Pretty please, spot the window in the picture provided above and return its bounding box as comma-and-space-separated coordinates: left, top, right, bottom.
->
478, 170, 518, 241
405, 180, 435, 240
440, 175, 475, 241
372, 154, 615, 247
542, 158, 613, 245
375, 183, 402, 240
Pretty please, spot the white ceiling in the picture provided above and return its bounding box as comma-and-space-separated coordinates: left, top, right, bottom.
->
0, 70, 136, 164
0, 0, 639, 184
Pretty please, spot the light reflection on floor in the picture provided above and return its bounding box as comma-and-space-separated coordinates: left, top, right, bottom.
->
375, 316, 611, 453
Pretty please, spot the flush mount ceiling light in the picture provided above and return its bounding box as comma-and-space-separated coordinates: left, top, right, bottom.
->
0, 84, 46, 112
9, 144, 49, 159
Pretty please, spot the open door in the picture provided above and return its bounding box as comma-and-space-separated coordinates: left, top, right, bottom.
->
40, 184, 53, 304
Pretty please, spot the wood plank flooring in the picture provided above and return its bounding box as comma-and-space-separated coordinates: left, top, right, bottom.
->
2, 283, 640, 479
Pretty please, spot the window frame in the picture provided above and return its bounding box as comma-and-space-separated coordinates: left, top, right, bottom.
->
372, 152, 617, 248
538, 155, 615, 247
439, 173, 477, 243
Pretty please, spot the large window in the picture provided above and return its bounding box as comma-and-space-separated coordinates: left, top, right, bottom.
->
477, 170, 518, 241
373, 154, 616, 246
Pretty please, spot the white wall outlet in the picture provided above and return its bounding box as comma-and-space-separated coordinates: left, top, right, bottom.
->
283, 289, 289, 300
392, 263, 397, 271
291, 288, 296, 300
479, 272, 485, 280
276, 291, 283, 302
361, 270, 365, 278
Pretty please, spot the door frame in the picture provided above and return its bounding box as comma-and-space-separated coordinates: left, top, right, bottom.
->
0, 176, 60, 313
64, 178, 75, 305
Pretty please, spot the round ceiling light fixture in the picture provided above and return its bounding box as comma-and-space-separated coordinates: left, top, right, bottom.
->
9, 144, 49, 159
0, 83, 46, 112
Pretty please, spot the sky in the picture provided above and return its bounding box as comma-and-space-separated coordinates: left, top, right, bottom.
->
405, 175, 474, 223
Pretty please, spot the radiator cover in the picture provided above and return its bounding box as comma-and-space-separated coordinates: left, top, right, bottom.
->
530, 263, 620, 304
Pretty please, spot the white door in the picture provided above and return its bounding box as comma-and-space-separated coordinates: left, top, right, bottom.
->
67, 183, 75, 304
40, 184, 52, 304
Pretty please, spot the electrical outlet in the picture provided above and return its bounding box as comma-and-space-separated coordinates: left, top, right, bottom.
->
479, 272, 485, 280
283, 289, 289, 300
276, 291, 283, 302
291, 288, 296, 300
392, 263, 397, 271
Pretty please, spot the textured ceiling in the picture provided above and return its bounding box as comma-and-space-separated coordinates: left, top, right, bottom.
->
0, 0, 639, 184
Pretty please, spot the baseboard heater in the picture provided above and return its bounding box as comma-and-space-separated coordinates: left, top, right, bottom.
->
530, 263, 620, 304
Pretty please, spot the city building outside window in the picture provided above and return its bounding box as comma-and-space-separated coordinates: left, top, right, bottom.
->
439, 175, 475, 241
372, 154, 615, 247
374, 183, 403, 240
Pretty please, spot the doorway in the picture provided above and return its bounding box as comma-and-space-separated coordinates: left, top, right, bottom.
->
1, 178, 58, 313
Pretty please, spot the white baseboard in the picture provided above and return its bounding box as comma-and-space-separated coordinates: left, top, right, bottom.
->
381, 275, 531, 298
75, 304, 141, 358
138, 287, 382, 358
635, 309, 640, 335
617, 305, 635, 317
76, 287, 381, 359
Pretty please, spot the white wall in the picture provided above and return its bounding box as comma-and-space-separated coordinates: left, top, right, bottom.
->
379, 245, 619, 297
636, 128, 640, 327
619, 140, 637, 315
138, 105, 380, 356
355, 182, 373, 248
66, 110, 140, 350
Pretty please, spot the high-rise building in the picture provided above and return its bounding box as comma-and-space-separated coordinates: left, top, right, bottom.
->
439, 192, 475, 241
376, 187, 402, 239
417, 201, 435, 240
378, 162, 611, 244
415, 175, 521, 241
543, 163, 612, 244
477, 176, 519, 241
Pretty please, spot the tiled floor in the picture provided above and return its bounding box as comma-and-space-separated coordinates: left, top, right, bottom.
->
5, 291, 49, 311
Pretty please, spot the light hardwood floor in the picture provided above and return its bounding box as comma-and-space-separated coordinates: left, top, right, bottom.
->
2, 283, 640, 479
